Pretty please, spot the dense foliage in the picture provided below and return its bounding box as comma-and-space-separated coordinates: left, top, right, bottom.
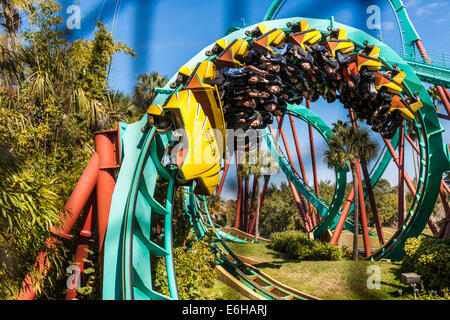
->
258, 183, 305, 237
206, 193, 236, 228
154, 240, 217, 300
402, 236, 450, 291
268, 230, 350, 261
0, 0, 135, 299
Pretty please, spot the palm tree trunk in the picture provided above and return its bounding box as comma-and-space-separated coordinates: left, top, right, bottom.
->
1, 0, 18, 51
234, 167, 243, 229
248, 174, 258, 234
1, 0, 20, 85
244, 176, 249, 231
352, 164, 360, 261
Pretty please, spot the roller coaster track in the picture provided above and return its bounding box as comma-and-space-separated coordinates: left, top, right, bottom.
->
102, 17, 448, 300
388, 46, 450, 88
183, 188, 318, 300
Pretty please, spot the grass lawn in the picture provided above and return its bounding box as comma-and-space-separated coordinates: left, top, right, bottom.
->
205, 278, 248, 300
224, 241, 410, 300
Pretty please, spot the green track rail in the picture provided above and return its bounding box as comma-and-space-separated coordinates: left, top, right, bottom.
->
183, 189, 312, 300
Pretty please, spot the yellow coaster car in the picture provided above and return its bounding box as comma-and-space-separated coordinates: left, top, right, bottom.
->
184, 61, 216, 89
245, 23, 271, 37
352, 45, 382, 72
324, 28, 355, 58
206, 38, 230, 57
286, 20, 322, 50
252, 29, 286, 55
147, 60, 226, 195
184, 61, 227, 158
170, 65, 195, 88
389, 94, 417, 120
215, 38, 250, 69
374, 71, 406, 95
147, 89, 223, 196
408, 99, 423, 114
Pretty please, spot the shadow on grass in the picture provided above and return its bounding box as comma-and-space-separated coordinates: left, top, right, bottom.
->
253, 261, 284, 269
342, 261, 407, 300
243, 245, 299, 270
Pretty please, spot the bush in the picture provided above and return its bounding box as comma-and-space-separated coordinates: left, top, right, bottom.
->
268, 230, 308, 252
402, 236, 450, 291
259, 183, 305, 237
296, 241, 343, 261
154, 240, 217, 300
268, 231, 344, 261
401, 286, 450, 300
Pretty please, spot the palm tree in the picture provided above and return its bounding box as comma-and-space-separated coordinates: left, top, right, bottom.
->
325, 120, 378, 260
1, 0, 22, 51
427, 85, 442, 111
253, 150, 279, 241
0, 0, 35, 85
131, 72, 168, 113
237, 152, 252, 232
238, 148, 279, 239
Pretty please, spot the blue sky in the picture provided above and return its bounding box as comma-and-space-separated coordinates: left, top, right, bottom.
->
55, 0, 449, 198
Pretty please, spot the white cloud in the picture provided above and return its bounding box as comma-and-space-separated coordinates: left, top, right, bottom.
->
404, 0, 421, 8
382, 22, 395, 31
434, 18, 446, 25
414, 2, 448, 16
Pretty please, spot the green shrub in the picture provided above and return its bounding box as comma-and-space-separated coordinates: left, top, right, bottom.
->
402, 236, 450, 291
154, 240, 217, 300
296, 241, 343, 261
401, 286, 450, 300
268, 231, 344, 261
268, 230, 309, 252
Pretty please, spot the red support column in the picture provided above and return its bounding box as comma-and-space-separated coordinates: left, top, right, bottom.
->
383, 138, 438, 236
17, 125, 121, 300
279, 124, 313, 230
255, 118, 283, 218
65, 194, 95, 300
349, 108, 372, 257
306, 101, 320, 202
398, 124, 406, 228
17, 153, 100, 300
94, 130, 119, 257
436, 86, 450, 118
360, 161, 386, 245
217, 154, 233, 196
234, 151, 243, 229
355, 159, 372, 258
259, 121, 284, 216
16, 238, 56, 300
51, 153, 100, 239
244, 177, 250, 232
248, 175, 259, 235
438, 182, 450, 238
288, 180, 312, 232
330, 188, 355, 245
288, 114, 317, 226
258, 175, 270, 216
